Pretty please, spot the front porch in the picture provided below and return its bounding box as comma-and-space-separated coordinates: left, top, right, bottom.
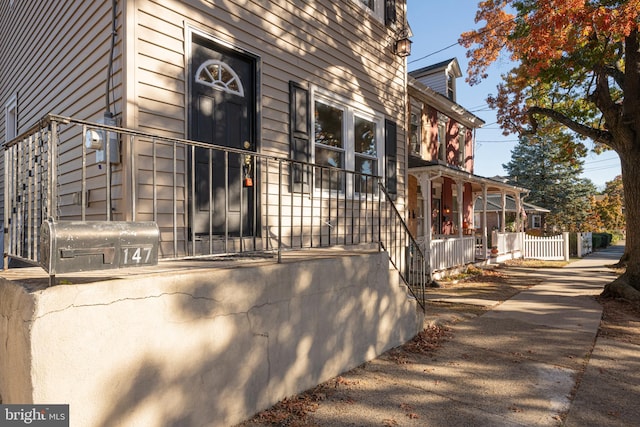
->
407, 161, 528, 277
3, 114, 428, 304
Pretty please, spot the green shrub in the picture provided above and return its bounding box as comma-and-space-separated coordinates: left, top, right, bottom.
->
592, 232, 612, 248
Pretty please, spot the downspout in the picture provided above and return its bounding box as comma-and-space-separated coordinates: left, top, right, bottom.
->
105, 0, 118, 118
104, 0, 118, 221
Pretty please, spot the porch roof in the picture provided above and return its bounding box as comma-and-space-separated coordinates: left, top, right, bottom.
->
407, 158, 529, 195
474, 194, 551, 213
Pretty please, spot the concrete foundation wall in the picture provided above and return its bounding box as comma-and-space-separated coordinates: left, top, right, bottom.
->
0, 252, 422, 426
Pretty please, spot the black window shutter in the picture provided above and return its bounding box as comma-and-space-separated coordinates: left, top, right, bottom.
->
289, 81, 311, 193
385, 0, 397, 26
385, 119, 397, 195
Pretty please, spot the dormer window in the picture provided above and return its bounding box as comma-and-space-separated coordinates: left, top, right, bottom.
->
447, 73, 455, 101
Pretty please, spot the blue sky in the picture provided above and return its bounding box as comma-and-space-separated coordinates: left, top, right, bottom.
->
405, 0, 622, 189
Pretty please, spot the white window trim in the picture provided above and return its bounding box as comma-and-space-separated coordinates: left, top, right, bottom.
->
311, 88, 385, 197
352, 0, 384, 22
532, 214, 542, 229
5, 95, 17, 144
410, 100, 422, 156
458, 125, 465, 167
437, 113, 447, 162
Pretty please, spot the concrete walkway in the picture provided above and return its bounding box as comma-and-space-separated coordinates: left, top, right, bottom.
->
303, 243, 639, 426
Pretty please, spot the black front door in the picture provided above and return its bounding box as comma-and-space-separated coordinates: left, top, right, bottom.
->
189, 35, 256, 236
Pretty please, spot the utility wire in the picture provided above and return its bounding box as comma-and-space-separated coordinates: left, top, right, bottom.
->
408, 16, 518, 66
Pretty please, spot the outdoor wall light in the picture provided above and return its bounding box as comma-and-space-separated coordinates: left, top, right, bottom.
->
393, 23, 413, 57
394, 34, 412, 57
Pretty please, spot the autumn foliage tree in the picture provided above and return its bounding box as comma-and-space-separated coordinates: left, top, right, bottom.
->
460, 0, 640, 301
587, 175, 625, 232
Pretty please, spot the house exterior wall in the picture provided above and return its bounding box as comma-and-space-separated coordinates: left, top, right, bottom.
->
0, 252, 422, 426
465, 127, 474, 172
0, 0, 409, 257
128, 0, 408, 243
407, 82, 484, 236
0, 0, 123, 234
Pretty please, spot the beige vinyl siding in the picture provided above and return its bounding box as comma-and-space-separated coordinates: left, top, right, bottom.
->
0, 0, 125, 225
132, 0, 407, 246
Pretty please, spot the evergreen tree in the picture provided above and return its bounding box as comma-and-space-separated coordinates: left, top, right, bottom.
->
503, 134, 596, 232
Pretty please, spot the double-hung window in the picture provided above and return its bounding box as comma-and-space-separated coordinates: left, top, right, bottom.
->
409, 101, 421, 156
354, 116, 378, 193
437, 114, 447, 162
532, 215, 541, 229
314, 102, 345, 191
313, 93, 384, 196
353, 0, 396, 24
458, 125, 465, 167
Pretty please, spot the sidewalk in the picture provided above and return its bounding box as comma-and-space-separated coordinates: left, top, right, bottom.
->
292, 244, 638, 426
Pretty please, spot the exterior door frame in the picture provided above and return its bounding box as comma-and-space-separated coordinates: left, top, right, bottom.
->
185, 26, 262, 239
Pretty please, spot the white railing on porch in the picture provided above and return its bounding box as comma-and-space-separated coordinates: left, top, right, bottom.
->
429, 236, 475, 271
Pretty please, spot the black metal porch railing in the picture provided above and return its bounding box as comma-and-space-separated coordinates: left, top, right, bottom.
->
3, 114, 428, 310
377, 183, 429, 309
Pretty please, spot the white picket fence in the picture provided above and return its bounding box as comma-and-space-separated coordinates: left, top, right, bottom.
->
421, 231, 590, 273
523, 232, 569, 261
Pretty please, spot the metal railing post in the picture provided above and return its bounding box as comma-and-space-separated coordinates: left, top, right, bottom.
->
48, 120, 58, 220
278, 160, 283, 263
81, 125, 87, 220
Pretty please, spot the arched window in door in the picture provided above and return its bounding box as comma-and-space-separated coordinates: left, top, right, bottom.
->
195, 59, 244, 97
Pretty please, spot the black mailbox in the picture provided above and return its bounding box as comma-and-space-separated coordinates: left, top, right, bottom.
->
40, 220, 160, 275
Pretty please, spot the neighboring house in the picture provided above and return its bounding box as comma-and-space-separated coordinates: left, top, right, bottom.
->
406, 59, 528, 273
0, 2, 423, 426
474, 194, 550, 233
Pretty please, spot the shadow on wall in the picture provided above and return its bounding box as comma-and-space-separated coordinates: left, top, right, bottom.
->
89, 254, 416, 426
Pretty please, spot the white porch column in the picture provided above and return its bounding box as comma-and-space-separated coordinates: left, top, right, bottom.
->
500, 191, 506, 233
418, 175, 433, 280
419, 175, 432, 246
457, 181, 464, 239
482, 184, 488, 257
515, 192, 522, 231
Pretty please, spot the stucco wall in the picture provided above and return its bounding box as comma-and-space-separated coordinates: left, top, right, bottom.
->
0, 252, 422, 426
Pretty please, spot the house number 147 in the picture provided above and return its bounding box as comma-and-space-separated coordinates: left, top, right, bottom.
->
122, 246, 153, 265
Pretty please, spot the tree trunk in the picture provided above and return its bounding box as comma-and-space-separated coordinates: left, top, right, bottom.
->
602, 147, 640, 299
